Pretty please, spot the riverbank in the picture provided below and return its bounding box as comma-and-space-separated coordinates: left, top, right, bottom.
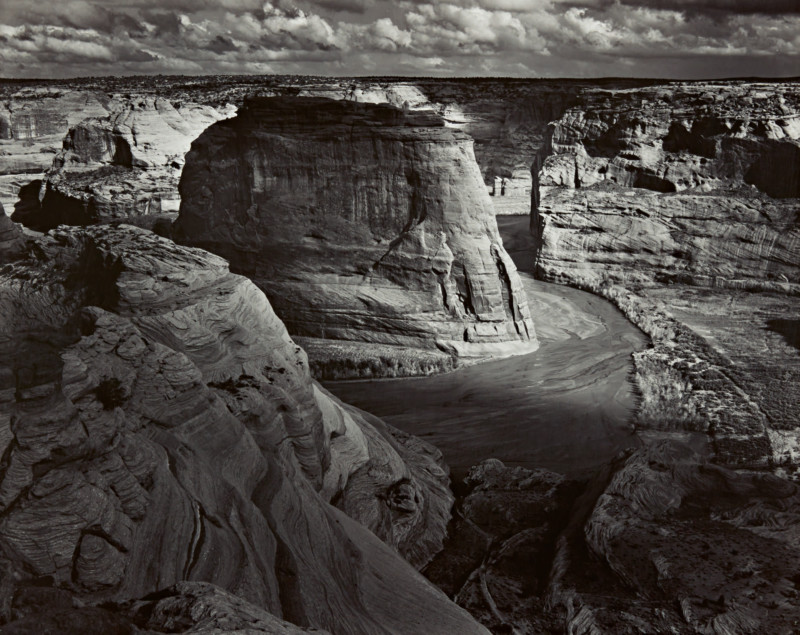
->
325, 273, 647, 480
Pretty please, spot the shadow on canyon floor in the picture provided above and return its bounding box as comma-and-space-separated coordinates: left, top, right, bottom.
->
768, 318, 800, 352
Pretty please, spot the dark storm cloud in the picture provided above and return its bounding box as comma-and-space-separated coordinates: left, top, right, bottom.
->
309, 0, 376, 14
206, 34, 238, 53
141, 10, 182, 37
617, 0, 800, 15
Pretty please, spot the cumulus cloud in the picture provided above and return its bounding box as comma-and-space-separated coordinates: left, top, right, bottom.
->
0, 0, 795, 78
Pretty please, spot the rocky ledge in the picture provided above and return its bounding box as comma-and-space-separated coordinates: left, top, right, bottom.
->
534, 82, 800, 291
9, 96, 234, 231
0, 224, 484, 634
174, 97, 537, 377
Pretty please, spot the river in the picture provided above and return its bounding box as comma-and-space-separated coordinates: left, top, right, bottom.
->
324, 216, 648, 479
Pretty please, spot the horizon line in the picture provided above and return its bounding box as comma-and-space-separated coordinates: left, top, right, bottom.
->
1, 73, 799, 84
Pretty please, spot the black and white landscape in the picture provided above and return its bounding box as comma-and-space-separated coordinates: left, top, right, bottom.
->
0, 1, 799, 634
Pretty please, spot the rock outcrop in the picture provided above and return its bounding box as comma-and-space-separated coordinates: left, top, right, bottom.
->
0, 203, 25, 263
9, 96, 234, 231
427, 443, 800, 633
0, 224, 483, 634
174, 97, 537, 375
534, 82, 800, 291
2, 581, 328, 634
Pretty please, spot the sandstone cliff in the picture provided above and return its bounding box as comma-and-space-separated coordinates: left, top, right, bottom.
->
174, 97, 537, 375
9, 96, 234, 231
534, 82, 800, 291
0, 224, 483, 634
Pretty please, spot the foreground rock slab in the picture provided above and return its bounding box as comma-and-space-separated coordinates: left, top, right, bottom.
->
0, 224, 484, 634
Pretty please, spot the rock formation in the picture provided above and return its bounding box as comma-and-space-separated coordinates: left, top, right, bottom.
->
174, 97, 537, 375
0, 224, 484, 634
0, 90, 112, 213
0, 203, 25, 263
534, 82, 800, 291
8, 96, 234, 231
426, 442, 800, 633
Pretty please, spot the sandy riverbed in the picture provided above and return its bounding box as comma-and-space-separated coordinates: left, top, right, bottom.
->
324, 216, 648, 479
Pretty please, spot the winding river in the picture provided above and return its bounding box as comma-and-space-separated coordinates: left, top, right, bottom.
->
324, 216, 648, 479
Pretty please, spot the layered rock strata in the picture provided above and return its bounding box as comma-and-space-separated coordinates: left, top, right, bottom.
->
174, 97, 537, 372
534, 82, 800, 290
0, 224, 482, 634
9, 96, 234, 231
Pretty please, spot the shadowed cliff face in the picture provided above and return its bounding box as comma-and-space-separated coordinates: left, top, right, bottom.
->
0, 225, 481, 634
174, 97, 537, 372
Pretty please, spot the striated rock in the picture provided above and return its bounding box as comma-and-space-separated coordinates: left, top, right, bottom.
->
126, 582, 331, 633
174, 97, 537, 375
10, 96, 234, 231
536, 185, 800, 291
535, 82, 800, 291
0, 225, 483, 634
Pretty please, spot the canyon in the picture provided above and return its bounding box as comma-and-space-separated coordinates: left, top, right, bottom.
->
0, 75, 798, 633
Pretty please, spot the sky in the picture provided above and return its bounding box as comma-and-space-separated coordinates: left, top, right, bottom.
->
0, 0, 797, 79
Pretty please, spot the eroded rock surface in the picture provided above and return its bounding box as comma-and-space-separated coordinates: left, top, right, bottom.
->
0, 224, 481, 634
428, 444, 800, 634
535, 82, 800, 291
174, 97, 537, 375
